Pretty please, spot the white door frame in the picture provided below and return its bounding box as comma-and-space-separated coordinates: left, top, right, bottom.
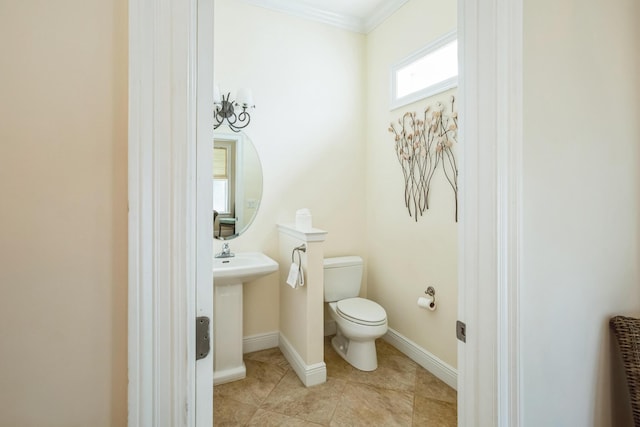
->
127, 0, 213, 425
127, 0, 524, 426
195, 0, 214, 425
457, 0, 523, 425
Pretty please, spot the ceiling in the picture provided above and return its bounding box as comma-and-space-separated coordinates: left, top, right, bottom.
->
240, 0, 409, 34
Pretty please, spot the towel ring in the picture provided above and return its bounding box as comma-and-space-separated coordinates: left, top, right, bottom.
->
291, 244, 306, 285
291, 244, 306, 263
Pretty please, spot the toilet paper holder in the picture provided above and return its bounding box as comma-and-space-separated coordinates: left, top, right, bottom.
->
425, 286, 436, 302
418, 286, 437, 311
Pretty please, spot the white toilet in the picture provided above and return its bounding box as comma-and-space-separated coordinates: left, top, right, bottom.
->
324, 256, 388, 371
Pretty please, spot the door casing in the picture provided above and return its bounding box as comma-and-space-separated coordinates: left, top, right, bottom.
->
127, 0, 524, 425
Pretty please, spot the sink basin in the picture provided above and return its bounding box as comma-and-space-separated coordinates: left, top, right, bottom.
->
213, 252, 279, 286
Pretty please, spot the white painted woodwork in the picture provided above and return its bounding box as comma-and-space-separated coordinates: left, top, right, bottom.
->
195, 0, 215, 425
128, 0, 212, 425
384, 328, 457, 390
243, 331, 280, 353
390, 30, 458, 110
457, 0, 523, 425
239, 0, 409, 33
279, 333, 328, 387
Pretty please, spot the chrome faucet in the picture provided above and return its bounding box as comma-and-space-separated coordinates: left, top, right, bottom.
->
215, 242, 234, 258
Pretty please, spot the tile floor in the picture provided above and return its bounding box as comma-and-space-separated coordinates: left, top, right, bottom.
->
213, 336, 457, 426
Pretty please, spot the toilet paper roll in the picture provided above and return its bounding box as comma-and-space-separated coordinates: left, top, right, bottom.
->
417, 296, 436, 311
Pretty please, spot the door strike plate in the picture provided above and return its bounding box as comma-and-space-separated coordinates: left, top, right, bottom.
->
196, 316, 210, 360
456, 320, 467, 343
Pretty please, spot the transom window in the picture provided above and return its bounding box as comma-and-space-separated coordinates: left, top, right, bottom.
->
391, 30, 458, 110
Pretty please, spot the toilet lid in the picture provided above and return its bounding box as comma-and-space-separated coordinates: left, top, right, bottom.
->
336, 298, 387, 326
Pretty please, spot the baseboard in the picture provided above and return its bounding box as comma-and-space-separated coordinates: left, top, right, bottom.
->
279, 333, 327, 387
242, 328, 455, 390
213, 364, 246, 386
243, 331, 280, 354
383, 328, 457, 390
324, 319, 336, 336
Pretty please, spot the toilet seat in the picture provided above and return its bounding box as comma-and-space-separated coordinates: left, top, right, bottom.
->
336, 297, 387, 326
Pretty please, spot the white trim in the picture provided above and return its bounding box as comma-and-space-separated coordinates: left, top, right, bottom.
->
279, 333, 327, 387
390, 30, 458, 110
383, 328, 457, 390
391, 77, 457, 111
276, 223, 328, 242
496, 0, 523, 425
239, 0, 407, 34
195, 0, 214, 425
127, 2, 143, 423
243, 331, 280, 354
362, 0, 409, 33
241, 0, 360, 32
213, 365, 247, 385
128, 0, 204, 426
457, 0, 523, 425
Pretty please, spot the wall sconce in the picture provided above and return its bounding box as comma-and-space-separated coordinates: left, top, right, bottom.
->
214, 86, 255, 132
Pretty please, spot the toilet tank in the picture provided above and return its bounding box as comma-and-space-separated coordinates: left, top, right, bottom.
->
323, 256, 363, 302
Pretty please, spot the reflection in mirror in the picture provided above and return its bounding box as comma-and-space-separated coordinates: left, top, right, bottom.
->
213, 128, 263, 240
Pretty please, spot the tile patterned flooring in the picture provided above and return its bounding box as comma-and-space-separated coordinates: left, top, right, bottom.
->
213, 336, 457, 426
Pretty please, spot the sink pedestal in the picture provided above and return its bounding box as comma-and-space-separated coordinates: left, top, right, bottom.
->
212, 252, 279, 385
213, 281, 245, 385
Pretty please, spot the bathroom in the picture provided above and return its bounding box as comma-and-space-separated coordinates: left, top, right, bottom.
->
212, 0, 458, 424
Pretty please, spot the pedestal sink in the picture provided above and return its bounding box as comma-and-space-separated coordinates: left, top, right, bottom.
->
213, 252, 278, 385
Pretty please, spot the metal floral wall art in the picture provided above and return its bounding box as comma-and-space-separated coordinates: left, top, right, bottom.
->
388, 95, 458, 222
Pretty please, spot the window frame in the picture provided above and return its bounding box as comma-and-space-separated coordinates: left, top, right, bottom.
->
213, 140, 234, 215
390, 30, 458, 110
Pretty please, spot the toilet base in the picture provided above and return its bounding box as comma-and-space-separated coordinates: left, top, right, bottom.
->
331, 333, 378, 372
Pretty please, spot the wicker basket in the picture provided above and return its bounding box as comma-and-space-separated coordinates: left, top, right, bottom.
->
610, 315, 640, 426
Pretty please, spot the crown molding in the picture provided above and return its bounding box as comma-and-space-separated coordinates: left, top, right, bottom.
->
363, 0, 408, 33
239, 0, 407, 34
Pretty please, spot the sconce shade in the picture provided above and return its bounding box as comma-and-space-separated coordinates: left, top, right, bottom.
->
236, 88, 253, 107
213, 85, 222, 104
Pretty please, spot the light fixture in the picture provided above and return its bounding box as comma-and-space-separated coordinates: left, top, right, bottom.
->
213, 86, 255, 132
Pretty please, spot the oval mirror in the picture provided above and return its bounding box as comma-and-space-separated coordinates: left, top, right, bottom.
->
213, 129, 263, 240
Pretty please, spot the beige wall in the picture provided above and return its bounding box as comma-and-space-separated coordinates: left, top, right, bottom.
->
215, 2, 459, 370
521, 0, 640, 425
214, 0, 367, 337
0, 1, 128, 426
365, 1, 458, 368
215, 1, 459, 369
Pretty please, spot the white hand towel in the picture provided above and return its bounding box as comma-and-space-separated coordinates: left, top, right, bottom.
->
286, 262, 300, 288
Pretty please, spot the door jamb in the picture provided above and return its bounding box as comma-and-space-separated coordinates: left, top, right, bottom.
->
457, 0, 523, 425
